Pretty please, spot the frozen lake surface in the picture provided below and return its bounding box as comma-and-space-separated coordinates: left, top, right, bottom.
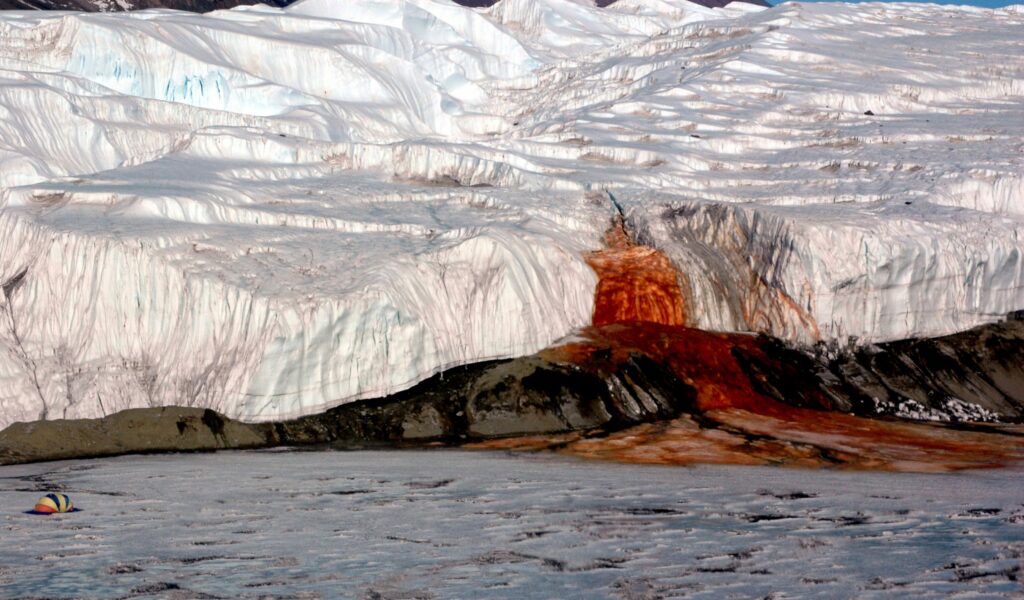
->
1, 450, 1022, 599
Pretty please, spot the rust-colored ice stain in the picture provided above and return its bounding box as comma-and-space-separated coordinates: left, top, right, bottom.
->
476, 324, 1024, 471
585, 218, 687, 327
541, 323, 830, 416
471, 222, 1024, 472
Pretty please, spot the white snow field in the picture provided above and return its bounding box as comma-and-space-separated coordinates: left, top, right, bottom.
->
0, 0, 1022, 427
0, 450, 1022, 598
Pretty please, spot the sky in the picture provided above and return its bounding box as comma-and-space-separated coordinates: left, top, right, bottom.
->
772, 0, 1018, 7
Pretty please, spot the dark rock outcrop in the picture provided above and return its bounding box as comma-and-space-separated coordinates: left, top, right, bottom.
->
271, 350, 696, 447
0, 349, 698, 464
1, 320, 1020, 466
555, 320, 1024, 426
0, 407, 271, 465
745, 320, 1024, 423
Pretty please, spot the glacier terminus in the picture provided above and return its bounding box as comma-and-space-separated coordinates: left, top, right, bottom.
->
0, 0, 1021, 430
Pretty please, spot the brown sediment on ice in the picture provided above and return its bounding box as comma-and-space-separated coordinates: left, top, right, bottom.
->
2, 321, 1022, 468
559, 410, 1024, 472
551, 414, 1024, 473
2, 217, 1021, 469
469, 220, 1024, 472
474, 323, 1024, 472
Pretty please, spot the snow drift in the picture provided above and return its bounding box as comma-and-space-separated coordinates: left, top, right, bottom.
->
0, 0, 1021, 428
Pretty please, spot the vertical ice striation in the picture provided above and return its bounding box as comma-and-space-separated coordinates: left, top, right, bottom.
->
0, 0, 1022, 427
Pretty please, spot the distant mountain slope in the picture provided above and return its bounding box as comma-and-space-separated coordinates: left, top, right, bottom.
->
0, 0, 768, 13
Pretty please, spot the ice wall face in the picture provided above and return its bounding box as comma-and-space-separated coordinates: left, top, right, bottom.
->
0, 0, 1022, 428
0, 1, 292, 11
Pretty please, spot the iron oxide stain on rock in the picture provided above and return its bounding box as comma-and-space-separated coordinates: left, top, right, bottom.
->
479, 218, 1024, 472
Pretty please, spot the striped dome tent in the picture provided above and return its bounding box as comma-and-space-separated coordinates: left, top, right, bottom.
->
34, 493, 73, 514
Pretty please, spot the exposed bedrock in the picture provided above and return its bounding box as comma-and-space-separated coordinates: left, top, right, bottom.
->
0, 407, 270, 465
273, 348, 695, 446
2, 319, 1021, 466
1, 0, 1022, 428
815, 320, 1024, 422
0, 348, 698, 464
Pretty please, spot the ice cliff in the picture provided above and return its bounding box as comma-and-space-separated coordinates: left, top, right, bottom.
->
0, 0, 1021, 428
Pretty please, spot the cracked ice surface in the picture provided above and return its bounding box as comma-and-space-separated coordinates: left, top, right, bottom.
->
0, 0, 1022, 426
0, 451, 1022, 598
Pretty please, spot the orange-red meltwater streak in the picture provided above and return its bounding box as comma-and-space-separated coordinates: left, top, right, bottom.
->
476, 222, 1024, 471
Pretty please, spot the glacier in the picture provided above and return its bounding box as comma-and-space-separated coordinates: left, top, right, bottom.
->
0, 0, 1021, 429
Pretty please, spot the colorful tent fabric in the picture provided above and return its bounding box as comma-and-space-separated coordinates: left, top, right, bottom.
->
29, 493, 76, 514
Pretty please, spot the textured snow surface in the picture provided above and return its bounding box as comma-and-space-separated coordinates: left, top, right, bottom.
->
1, 451, 1022, 598
0, 0, 1023, 426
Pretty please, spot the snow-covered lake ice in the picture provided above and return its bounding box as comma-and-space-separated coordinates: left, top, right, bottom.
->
1, 450, 1021, 598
